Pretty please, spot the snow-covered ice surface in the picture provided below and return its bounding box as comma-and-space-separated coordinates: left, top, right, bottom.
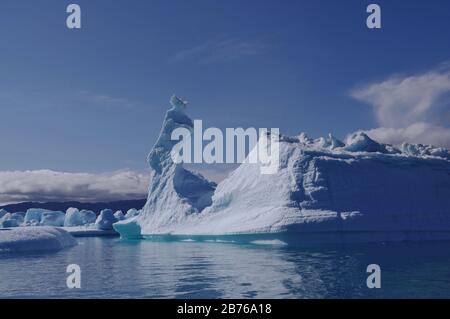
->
24, 208, 47, 225
0, 227, 77, 253
115, 96, 450, 242
193, 132, 450, 237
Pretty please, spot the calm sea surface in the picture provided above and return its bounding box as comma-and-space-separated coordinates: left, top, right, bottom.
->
1, 237, 450, 298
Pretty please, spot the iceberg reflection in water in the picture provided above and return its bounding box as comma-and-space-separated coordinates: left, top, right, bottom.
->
1, 237, 450, 298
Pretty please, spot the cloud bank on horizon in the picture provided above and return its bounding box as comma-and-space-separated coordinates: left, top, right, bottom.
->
0, 167, 234, 205
350, 65, 450, 148
0, 170, 149, 205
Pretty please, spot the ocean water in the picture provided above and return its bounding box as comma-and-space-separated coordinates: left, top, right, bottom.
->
1, 237, 450, 298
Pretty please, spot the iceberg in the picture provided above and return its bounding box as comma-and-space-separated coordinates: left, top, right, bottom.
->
115, 96, 450, 242
0, 227, 77, 253
40, 211, 65, 227
0, 212, 25, 228
23, 209, 64, 227
0, 209, 8, 219
24, 208, 47, 226
95, 209, 117, 230
79, 210, 97, 225
64, 207, 84, 227
1, 219, 20, 228
195, 133, 450, 236
114, 210, 125, 221
11, 213, 25, 224
1, 213, 20, 228
20, 207, 96, 228
60, 209, 119, 236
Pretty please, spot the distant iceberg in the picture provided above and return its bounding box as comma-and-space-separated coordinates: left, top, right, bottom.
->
23, 209, 65, 227
114, 210, 125, 221
95, 209, 117, 230
114, 96, 450, 242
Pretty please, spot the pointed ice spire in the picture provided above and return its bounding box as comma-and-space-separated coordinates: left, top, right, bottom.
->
170, 94, 188, 111
147, 95, 193, 172
115, 95, 216, 239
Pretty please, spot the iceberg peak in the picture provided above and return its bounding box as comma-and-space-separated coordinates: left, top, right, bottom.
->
170, 94, 188, 112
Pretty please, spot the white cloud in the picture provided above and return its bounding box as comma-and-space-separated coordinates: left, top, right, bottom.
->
171, 37, 266, 64
350, 65, 450, 148
365, 122, 450, 148
0, 170, 149, 205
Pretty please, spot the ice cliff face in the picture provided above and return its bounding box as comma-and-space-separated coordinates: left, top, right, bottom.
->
115, 97, 450, 240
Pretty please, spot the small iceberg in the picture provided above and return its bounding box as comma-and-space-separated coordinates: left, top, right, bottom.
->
95, 209, 117, 230
0, 227, 77, 253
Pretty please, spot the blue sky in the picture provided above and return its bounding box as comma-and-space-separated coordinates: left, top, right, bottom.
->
1, 0, 450, 203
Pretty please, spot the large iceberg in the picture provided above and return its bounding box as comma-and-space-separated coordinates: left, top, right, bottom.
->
195, 132, 450, 237
115, 96, 450, 242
